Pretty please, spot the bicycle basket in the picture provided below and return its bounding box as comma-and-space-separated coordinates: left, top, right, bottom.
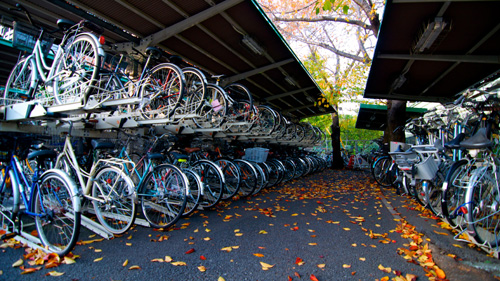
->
414, 156, 439, 180
12, 21, 54, 55
242, 147, 269, 163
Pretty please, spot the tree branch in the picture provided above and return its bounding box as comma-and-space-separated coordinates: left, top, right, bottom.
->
272, 15, 372, 31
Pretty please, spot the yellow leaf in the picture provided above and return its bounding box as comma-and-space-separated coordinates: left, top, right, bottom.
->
231, 246, 239, 249
359, 257, 366, 261
253, 253, 264, 257
47, 271, 65, 276
122, 259, 129, 267
126, 243, 132, 246
63, 257, 76, 264
435, 268, 446, 279
127, 235, 132, 240
343, 228, 350, 231
291, 213, 298, 216
381, 277, 389, 281
128, 265, 141, 270
94, 249, 102, 252
94, 257, 103, 262
164, 256, 173, 262
151, 258, 164, 262
221, 247, 232, 252
259, 230, 268, 234
378, 264, 391, 273
308, 243, 317, 246
260, 261, 274, 270
198, 265, 206, 272
12, 259, 23, 267
343, 264, 351, 268
203, 237, 211, 241
317, 264, 326, 268
452, 244, 462, 248
205, 228, 211, 232
171, 261, 187, 266
234, 229, 240, 232
235, 233, 243, 237
218, 277, 225, 281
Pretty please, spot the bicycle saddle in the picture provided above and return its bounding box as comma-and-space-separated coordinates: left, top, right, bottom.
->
185, 147, 200, 154
145, 47, 162, 59
91, 139, 114, 150
57, 19, 76, 31
444, 133, 465, 149
460, 128, 492, 149
147, 153, 165, 160
27, 150, 57, 161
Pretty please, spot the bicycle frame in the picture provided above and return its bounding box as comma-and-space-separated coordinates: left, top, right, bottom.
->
56, 134, 135, 203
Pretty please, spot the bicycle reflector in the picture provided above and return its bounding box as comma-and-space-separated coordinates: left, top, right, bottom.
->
99, 36, 106, 45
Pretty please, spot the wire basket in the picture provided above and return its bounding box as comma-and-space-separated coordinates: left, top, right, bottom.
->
242, 147, 269, 163
414, 155, 439, 180
12, 21, 53, 54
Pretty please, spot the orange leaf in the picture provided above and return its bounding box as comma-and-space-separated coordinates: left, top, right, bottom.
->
288, 276, 293, 281
128, 265, 141, 270
310, 274, 319, 281
253, 253, 264, 257
294, 272, 301, 278
198, 265, 206, 272
21, 268, 39, 275
295, 257, 303, 265
435, 268, 446, 279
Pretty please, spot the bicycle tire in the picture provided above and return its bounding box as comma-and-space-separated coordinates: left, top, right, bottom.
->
214, 158, 241, 200
92, 166, 136, 234
192, 160, 224, 208
53, 34, 100, 105
413, 180, 427, 206
441, 159, 470, 228
193, 84, 228, 129
139, 164, 188, 228
35, 169, 81, 256
139, 63, 185, 119
182, 168, 201, 216
3, 58, 36, 106
465, 166, 500, 247
233, 159, 258, 198
372, 156, 393, 187
176, 67, 207, 115
251, 162, 268, 195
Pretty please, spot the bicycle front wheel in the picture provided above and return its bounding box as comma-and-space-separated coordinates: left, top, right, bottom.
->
3, 58, 36, 105
35, 170, 81, 256
192, 160, 224, 208
53, 34, 100, 105
140, 164, 187, 228
466, 166, 500, 247
214, 158, 240, 200
92, 166, 136, 234
442, 160, 470, 228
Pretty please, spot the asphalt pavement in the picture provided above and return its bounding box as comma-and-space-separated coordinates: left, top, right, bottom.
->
1, 169, 499, 280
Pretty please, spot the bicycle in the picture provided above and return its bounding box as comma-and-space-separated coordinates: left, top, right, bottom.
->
115, 133, 189, 227
4, 4, 104, 107
0, 134, 81, 256
54, 121, 136, 235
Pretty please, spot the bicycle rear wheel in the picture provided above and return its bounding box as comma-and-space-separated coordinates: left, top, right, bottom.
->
214, 158, 240, 200
139, 63, 185, 119
92, 166, 136, 234
182, 168, 201, 216
53, 34, 100, 105
442, 160, 470, 228
233, 159, 257, 198
140, 164, 187, 228
35, 170, 81, 256
192, 160, 224, 208
175, 67, 207, 115
193, 84, 228, 129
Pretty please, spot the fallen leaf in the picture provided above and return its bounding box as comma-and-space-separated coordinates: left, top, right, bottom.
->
343, 264, 351, 268
151, 258, 164, 263
21, 267, 39, 274
260, 261, 274, 270
295, 257, 305, 266
310, 274, 319, 281
185, 248, 195, 254
253, 253, 264, 257
46, 270, 64, 276
221, 247, 232, 252
63, 257, 76, 264
164, 256, 173, 262
123, 260, 129, 266
198, 265, 206, 272
378, 264, 391, 273
435, 268, 446, 279
359, 257, 366, 261
128, 265, 141, 270
218, 277, 225, 281
259, 230, 268, 234
12, 259, 23, 267
93, 257, 103, 262
200, 255, 207, 260
343, 228, 351, 231
171, 261, 187, 266
317, 264, 326, 268
308, 243, 318, 246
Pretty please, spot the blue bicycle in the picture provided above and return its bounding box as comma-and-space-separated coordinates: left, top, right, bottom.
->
0, 135, 81, 256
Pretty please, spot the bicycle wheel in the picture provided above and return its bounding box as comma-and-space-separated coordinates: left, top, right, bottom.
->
175, 67, 206, 115
139, 63, 185, 119
53, 34, 100, 105
267, 160, 284, 186
92, 166, 136, 234
282, 159, 296, 183
372, 157, 393, 187
140, 164, 187, 228
442, 160, 470, 228
35, 170, 81, 256
3, 58, 36, 105
192, 160, 224, 208
182, 168, 201, 216
251, 162, 267, 195
425, 179, 443, 217
413, 180, 427, 206
466, 166, 500, 247
214, 158, 241, 200
233, 159, 257, 198
255, 105, 278, 135
193, 84, 228, 129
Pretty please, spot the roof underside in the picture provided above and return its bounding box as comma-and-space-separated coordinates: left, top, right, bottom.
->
364, 0, 500, 103
355, 104, 427, 131
0, 0, 333, 120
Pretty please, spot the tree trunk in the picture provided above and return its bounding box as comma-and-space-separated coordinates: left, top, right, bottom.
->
330, 111, 344, 169
384, 100, 407, 143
